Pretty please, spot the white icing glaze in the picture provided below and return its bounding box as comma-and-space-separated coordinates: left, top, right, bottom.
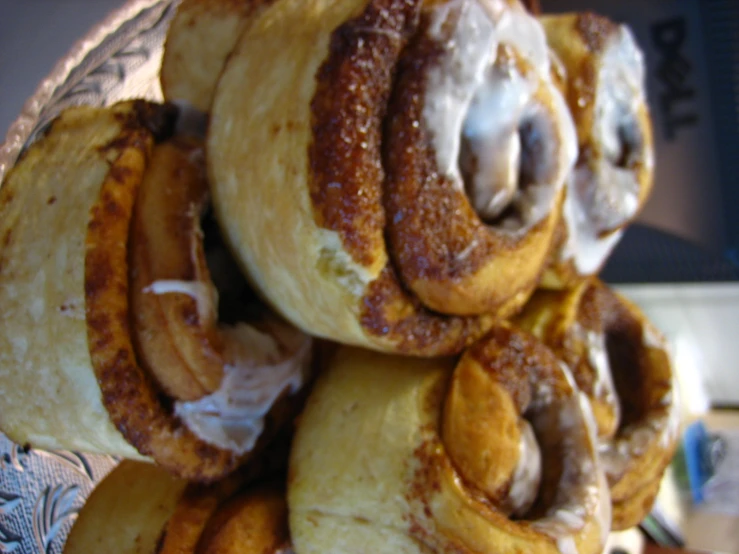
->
642, 320, 666, 350
530, 366, 604, 551
143, 279, 217, 323
572, 323, 621, 422
556, 535, 579, 554
560, 179, 624, 275
596, 320, 679, 481
176, 322, 311, 455
594, 464, 613, 551
585, 23, 648, 231
423, 0, 576, 233
509, 418, 542, 517
560, 22, 650, 275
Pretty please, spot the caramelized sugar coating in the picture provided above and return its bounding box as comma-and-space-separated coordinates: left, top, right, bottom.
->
516, 279, 679, 529
538, 13, 654, 287
0, 101, 311, 482
208, 0, 577, 355
289, 328, 610, 553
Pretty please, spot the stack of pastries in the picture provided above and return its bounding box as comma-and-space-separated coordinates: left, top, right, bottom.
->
0, 0, 679, 552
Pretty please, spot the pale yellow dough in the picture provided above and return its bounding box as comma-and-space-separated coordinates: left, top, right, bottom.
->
208, 0, 381, 351
0, 105, 146, 459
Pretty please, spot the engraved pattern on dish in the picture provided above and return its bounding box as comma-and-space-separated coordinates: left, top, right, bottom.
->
0, 1, 176, 552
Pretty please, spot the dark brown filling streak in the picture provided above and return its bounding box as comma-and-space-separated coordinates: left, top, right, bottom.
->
308, 0, 495, 354
578, 284, 670, 438
442, 326, 590, 524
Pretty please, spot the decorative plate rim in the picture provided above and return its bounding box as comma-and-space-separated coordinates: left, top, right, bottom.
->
0, 0, 166, 183
0, 2, 175, 552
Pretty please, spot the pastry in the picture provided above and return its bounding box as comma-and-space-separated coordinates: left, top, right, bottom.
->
289, 327, 610, 553
208, 0, 578, 355
160, 0, 273, 112
0, 101, 312, 481
538, 13, 654, 287
516, 279, 680, 529
64, 461, 291, 554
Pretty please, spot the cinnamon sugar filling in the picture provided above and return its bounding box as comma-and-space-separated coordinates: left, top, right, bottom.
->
129, 146, 310, 457
441, 325, 608, 550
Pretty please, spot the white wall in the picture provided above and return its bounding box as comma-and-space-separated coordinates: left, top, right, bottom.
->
618, 283, 739, 411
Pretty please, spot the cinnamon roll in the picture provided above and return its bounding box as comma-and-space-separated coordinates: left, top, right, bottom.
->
0, 102, 312, 481
208, 0, 577, 355
161, 0, 274, 112
516, 279, 679, 529
289, 327, 611, 553
538, 13, 654, 287
64, 461, 291, 554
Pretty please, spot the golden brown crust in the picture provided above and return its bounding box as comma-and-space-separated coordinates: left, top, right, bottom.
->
611, 475, 662, 531
313, 0, 564, 317
130, 138, 225, 401
161, 0, 275, 112
539, 13, 654, 287
157, 474, 248, 553
0, 101, 305, 480
515, 279, 679, 530
383, 14, 563, 316
65, 460, 290, 554
0, 102, 163, 458
210, 0, 573, 355
195, 486, 290, 554
358, 267, 496, 357
309, 0, 412, 269
521, 0, 541, 14
290, 333, 609, 553
85, 121, 240, 481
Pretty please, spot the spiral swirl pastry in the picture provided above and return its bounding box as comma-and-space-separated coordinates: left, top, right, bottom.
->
289, 327, 610, 554
208, 0, 577, 356
537, 13, 654, 287
65, 460, 293, 554
0, 102, 312, 481
516, 279, 679, 529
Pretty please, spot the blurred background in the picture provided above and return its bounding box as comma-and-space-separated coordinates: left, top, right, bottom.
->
0, 0, 737, 552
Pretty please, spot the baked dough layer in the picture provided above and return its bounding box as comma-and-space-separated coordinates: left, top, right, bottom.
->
0, 103, 155, 458
516, 279, 679, 530
209, 0, 576, 355
290, 331, 609, 553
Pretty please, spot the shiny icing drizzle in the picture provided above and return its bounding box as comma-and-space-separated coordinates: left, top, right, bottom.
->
146, 280, 311, 455
562, 22, 652, 275
571, 313, 678, 486
423, 0, 576, 233
572, 322, 622, 423
528, 376, 610, 554
175, 321, 311, 455
508, 418, 542, 517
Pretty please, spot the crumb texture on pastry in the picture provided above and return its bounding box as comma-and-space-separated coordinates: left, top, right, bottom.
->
208, 0, 577, 355
516, 278, 679, 529
289, 329, 610, 553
